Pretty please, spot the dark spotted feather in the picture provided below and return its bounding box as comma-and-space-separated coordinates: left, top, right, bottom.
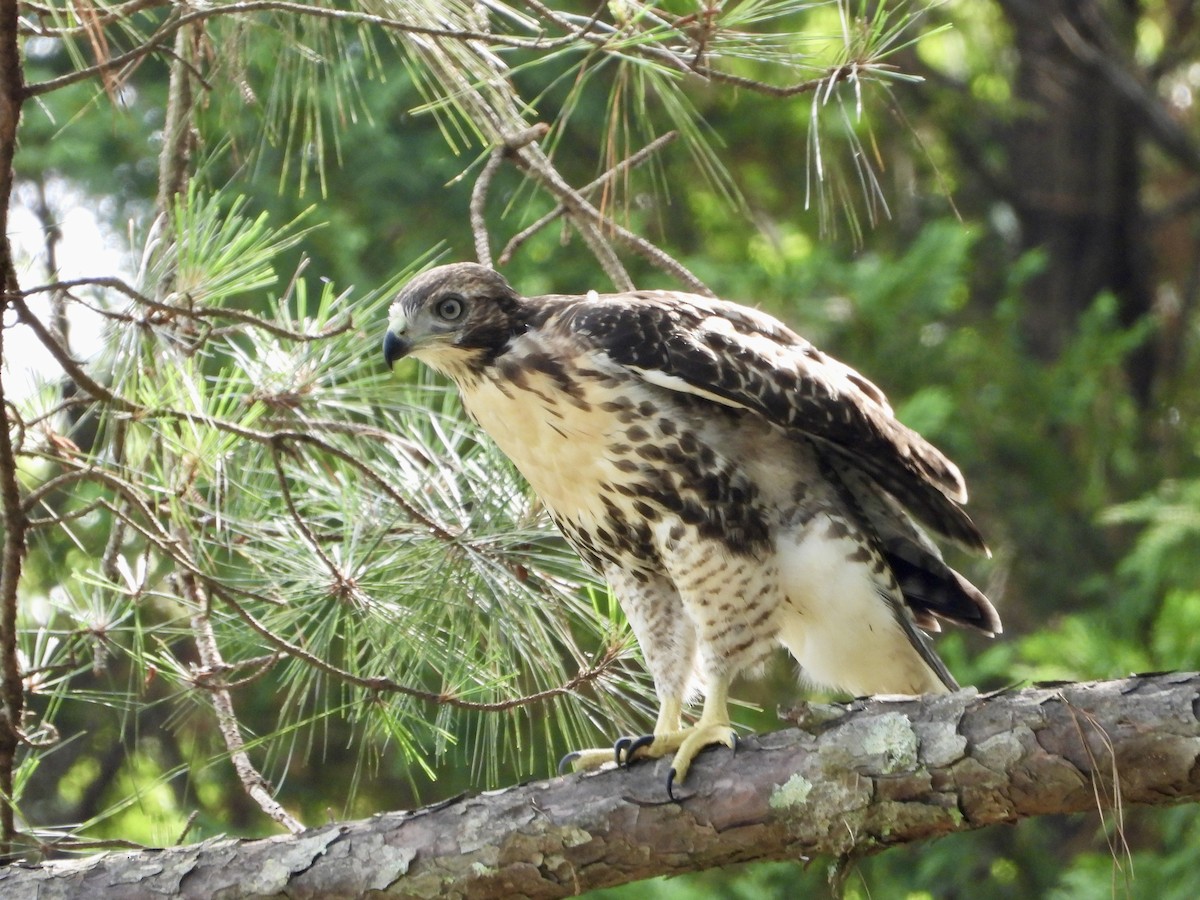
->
559, 291, 988, 553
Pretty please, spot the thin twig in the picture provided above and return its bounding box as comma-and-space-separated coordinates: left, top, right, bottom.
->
213, 584, 624, 712
497, 141, 634, 288
471, 149, 505, 268
186, 569, 304, 834
19, 277, 354, 343
22, 9, 180, 98
26, 498, 104, 528
96, 499, 290, 611
499, 130, 679, 265
269, 440, 359, 599
174, 811, 199, 845
10, 296, 136, 413
509, 145, 712, 294
276, 431, 461, 544
472, 123, 551, 267
19, 468, 92, 512
98, 419, 128, 585
207, 653, 282, 690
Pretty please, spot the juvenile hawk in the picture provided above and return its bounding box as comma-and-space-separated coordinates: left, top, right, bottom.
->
383, 263, 999, 794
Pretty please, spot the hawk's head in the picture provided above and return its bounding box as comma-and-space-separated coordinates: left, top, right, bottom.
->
383, 263, 524, 378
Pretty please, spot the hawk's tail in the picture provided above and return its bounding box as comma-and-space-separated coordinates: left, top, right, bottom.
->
885, 543, 1002, 637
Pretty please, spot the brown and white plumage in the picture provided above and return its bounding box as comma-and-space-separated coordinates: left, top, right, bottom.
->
383, 262, 1000, 792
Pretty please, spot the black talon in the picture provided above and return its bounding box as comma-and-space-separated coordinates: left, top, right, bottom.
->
624, 734, 655, 768
665, 767, 696, 803
613, 736, 633, 765
557, 751, 580, 776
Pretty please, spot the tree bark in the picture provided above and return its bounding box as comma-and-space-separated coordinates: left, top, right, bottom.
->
3, 673, 1198, 899
0, 0, 28, 859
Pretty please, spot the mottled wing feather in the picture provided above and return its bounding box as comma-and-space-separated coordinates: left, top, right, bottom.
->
560, 291, 988, 552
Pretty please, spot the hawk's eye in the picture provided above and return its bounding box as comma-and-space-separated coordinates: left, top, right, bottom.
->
435, 295, 465, 321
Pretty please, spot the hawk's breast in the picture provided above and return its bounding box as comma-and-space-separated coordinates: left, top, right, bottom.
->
457, 335, 789, 575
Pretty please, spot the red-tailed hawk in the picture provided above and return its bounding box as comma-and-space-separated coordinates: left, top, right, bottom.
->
383, 263, 1000, 795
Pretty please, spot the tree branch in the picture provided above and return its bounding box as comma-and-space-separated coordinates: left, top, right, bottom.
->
186, 583, 305, 835
22, 0, 867, 102
0, 0, 26, 857
17, 276, 354, 343
1049, 6, 1200, 173
470, 148, 505, 268
498, 130, 678, 266
4, 674, 1198, 896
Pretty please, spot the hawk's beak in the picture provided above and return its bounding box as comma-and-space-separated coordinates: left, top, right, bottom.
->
383, 329, 411, 368
384, 309, 413, 368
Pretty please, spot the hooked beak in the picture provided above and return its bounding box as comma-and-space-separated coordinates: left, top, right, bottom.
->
383, 309, 412, 369
383, 329, 411, 368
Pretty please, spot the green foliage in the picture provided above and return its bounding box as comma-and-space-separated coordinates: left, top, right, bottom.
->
1105, 480, 1200, 607
16, 188, 661, 843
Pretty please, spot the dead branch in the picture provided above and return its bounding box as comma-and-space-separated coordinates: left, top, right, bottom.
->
499, 130, 679, 266
185, 573, 305, 835
507, 143, 712, 294
471, 125, 550, 268
471, 149, 506, 267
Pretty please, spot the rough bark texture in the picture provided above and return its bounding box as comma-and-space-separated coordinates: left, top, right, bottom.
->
3, 673, 1198, 898
0, 0, 27, 854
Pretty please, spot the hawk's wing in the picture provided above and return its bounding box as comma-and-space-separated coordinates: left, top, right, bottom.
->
558, 290, 987, 553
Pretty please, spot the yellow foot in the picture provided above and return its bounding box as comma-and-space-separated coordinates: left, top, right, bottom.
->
557, 746, 623, 775
558, 723, 737, 799
630, 722, 738, 798
554, 734, 681, 775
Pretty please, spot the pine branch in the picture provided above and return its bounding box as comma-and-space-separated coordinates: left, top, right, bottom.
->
21, 0, 877, 100
16, 277, 354, 343
4, 674, 1198, 896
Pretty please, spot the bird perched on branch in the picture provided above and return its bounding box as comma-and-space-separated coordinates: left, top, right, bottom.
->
383, 263, 1000, 797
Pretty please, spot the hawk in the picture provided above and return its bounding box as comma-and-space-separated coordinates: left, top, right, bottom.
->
383, 263, 1000, 795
